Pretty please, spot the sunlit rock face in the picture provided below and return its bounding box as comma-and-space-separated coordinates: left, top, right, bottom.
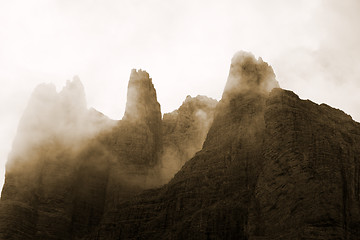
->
1, 51, 360, 240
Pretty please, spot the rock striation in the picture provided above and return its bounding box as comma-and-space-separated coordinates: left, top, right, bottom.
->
249, 89, 360, 239
1, 51, 360, 240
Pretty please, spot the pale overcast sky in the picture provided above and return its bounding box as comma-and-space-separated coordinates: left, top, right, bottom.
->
1, 0, 360, 190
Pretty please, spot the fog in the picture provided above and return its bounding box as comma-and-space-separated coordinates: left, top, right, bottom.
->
1, 0, 360, 191
160, 95, 217, 180
223, 51, 279, 98
7, 78, 115, 170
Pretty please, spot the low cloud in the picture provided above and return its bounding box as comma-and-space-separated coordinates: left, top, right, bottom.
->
7, 77, 116, 169
223, 51, 279, 99
160, 95, 217, 181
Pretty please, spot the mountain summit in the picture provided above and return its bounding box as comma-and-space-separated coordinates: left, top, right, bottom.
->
223, 51, 279, 98
1, 51, 359, 240
124, 69, 161, 124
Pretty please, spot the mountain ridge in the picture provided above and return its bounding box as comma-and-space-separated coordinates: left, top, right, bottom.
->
1, 51, 360, 240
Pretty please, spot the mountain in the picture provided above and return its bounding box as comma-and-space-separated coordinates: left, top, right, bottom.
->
0, 70, 216, 239
1, 51, 360, 239
0, 78, 116, 239
88, 52, 360, 240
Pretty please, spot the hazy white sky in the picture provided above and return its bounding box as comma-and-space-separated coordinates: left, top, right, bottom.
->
1, 0, 360, 190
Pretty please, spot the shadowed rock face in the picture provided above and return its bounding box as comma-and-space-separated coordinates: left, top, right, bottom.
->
249, 89, 360, 239
1, 51, 360, 240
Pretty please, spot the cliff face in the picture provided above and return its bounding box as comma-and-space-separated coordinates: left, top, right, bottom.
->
250, 89, 360, 239
90, 52, 360, 240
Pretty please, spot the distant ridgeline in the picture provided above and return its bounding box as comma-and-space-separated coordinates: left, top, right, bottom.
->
1, 51, 359, 239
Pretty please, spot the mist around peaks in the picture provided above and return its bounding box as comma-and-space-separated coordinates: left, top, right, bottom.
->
123, 69, 160, 123
8, 77, 115, 169
223, 51, 280, 98
7, 51, 281, 169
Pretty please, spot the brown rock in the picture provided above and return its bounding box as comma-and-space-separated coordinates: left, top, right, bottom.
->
161, 95, 217, 181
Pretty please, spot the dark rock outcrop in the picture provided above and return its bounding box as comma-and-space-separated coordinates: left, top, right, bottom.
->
249, 89, 360, 239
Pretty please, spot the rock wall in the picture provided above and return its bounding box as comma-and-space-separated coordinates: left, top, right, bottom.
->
250, 89, 360, 239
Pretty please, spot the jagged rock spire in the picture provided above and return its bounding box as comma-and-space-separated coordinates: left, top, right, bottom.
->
223, 51, 279, 99
123, 69, 161, 125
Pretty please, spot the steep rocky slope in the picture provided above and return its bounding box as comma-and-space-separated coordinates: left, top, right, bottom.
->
249, 89, 360, 239
90, 52, 360, 240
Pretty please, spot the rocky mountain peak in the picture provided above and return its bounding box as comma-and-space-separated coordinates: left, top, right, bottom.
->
59, 76, 87, 112
123, 69, 161, 124
7, 77, 110, 169
223, 51, 279, 99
